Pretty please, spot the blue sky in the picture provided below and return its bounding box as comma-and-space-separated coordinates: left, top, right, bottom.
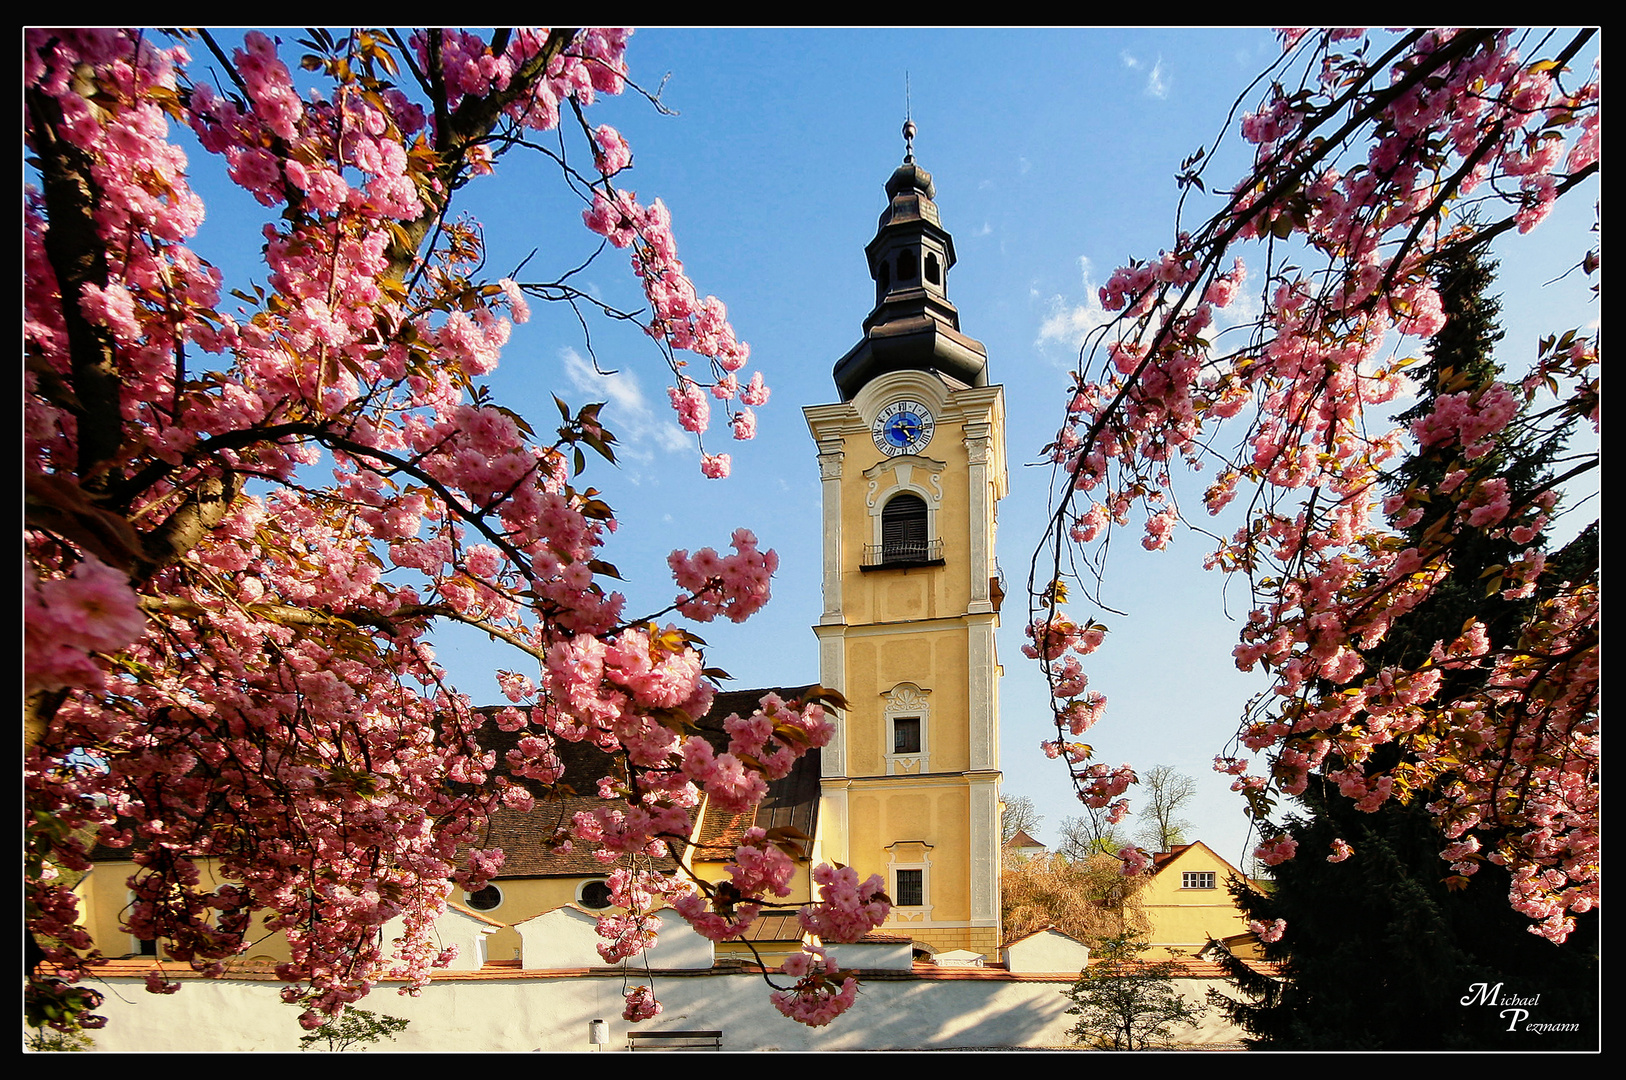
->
178, 28, 1599, 870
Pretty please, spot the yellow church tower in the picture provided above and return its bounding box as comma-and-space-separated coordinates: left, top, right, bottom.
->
804, 123, 1006, 957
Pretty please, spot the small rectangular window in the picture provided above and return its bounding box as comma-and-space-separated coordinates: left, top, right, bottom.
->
896, 869, 924, 907
893, 717, 921, 755
1181, 871, 1216, 890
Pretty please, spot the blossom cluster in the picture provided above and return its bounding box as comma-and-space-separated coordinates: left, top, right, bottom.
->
668, 528, 780, 623
796, 864, 892, 943
1032, 28, 1597, 941
24, 553, 147, 694
770, 944, 861, 1026
581, 178, 765, 469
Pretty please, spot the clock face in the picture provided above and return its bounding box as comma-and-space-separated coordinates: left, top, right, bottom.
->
872, 399, 935, 457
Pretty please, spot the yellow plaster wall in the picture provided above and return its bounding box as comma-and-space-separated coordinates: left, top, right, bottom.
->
837, 428, 977, 624
462, 877, 587, 962
843, 626, 971, 777
1137, 844, 1251, 954
847, 781, 974, 933
75, 861, 615, 968
74, 859, 293, 965
691, 858, 817, 908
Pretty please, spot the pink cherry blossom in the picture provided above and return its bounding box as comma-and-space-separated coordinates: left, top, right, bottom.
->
21, 27, 840, 1037
1031, 28, 1596, 944
1249, 918, 1287, 943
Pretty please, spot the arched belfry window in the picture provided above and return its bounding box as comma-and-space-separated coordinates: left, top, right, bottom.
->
882, 493, 928, 563
924, 251, 941, 286
861, 458, 946, 570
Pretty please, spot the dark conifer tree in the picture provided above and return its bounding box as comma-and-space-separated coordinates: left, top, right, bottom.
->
1213, 245, 1598, 1050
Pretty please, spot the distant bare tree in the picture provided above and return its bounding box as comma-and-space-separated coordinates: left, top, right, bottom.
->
1133, 766, 1196, 853
1002, 794, 1044, 844
1057, 807, 1128, 861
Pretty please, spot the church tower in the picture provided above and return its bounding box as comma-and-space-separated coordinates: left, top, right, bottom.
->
804, 124, 1006, 957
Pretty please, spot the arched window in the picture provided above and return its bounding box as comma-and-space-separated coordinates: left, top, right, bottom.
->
881, 493, 928, 563
924, 251, 941, 286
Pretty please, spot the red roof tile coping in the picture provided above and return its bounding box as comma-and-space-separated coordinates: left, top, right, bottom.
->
59, 954, 1280, 984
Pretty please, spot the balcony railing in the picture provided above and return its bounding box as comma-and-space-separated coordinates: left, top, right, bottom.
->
861, 538, 944, 569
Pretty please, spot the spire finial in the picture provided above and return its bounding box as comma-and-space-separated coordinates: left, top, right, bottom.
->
903, 74, 915, 163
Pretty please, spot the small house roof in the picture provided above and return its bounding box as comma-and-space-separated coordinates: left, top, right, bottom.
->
1147, 840, 1249, 883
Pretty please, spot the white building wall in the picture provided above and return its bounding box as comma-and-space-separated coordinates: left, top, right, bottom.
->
83, 968, 1251, 1051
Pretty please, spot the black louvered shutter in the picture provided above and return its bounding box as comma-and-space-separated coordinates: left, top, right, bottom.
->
882, 494, 927, 562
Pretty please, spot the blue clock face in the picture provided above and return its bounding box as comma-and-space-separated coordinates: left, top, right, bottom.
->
884, 411, 925, 448
872, 399, 935, 456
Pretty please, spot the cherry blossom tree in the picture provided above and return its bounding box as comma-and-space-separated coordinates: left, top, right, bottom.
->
1209, 245, 1597, 1049
1028, 28, 1597, 946
25, 27, 884, 1037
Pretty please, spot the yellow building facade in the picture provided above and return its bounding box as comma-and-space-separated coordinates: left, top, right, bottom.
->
805, 126, 1006, 956
1138, 841, 1255, 956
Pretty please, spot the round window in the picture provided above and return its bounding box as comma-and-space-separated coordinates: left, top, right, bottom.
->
466, 884, 502, 911
579, 880, 613, 910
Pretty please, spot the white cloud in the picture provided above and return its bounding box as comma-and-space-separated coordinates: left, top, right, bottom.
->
560, 347, 692, 461
1120, 50, 1170, 98
1145, 57, 1170, 99
1036, 256, 1112, 357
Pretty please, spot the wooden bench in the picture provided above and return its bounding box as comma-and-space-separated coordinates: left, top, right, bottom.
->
627, 1029, 724, 1051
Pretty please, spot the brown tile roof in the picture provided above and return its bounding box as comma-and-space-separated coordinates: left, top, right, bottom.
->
692, 751, 821, 862
445, 900, 507, 928
84, 687, 826, 884
477, 685, 821, 880
1149, 842, 1194, 870
1098, 956, 1281, 978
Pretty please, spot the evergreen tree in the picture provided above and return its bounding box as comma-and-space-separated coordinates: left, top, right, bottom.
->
1214, 245, 1599, 1050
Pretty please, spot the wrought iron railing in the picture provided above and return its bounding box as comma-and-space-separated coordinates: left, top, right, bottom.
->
861, 538, 944, 568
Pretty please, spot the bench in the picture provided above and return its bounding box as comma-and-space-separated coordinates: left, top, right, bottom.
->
627, 1029, 724, 1051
